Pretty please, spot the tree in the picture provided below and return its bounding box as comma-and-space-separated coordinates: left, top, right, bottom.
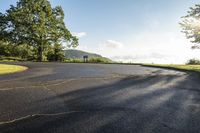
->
47, 43, 65, 61
0, 41, 11, 56
180, 4, 200, 49
1, 0, 78, 61
49, 6, 78, 61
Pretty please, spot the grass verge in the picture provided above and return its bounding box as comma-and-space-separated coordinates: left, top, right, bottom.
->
0, 64, 28, 75
142, 64, 200, 73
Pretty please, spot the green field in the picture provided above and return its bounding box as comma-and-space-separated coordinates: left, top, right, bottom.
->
0, 64, 27, 75
143, 64, 200, 73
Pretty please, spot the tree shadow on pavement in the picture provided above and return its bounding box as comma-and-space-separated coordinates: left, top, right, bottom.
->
1, 73, 200, 133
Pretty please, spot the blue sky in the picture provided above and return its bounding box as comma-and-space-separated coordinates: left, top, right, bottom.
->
1, 0, 200, 63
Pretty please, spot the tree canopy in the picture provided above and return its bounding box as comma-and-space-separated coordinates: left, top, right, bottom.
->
180, 4, 200, 49
0, 0, 78, 61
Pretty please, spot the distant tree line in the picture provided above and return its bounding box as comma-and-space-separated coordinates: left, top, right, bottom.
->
186, 59, 200, 65
0, 0, 78, 61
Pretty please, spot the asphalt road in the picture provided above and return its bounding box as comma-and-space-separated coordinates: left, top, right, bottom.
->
0, 62, 200, 133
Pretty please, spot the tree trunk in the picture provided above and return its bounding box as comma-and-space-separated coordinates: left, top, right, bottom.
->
38, 45, 43, 62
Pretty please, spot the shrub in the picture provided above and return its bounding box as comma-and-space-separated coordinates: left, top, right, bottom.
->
0, 56, 24, 61
186, 59, 200, 65
88, 57, 112, 63
65, 58, 83, 63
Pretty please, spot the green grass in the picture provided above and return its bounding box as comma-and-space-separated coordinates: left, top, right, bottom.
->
143, 64, 200, 73
0, 64, 28, 75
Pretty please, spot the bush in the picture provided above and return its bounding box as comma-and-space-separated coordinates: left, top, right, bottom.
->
0, 56, 24, 61
64, 57, 112, 63
64, 58, 83, 63
88, 57, 112, 63
186, 59, 200, 65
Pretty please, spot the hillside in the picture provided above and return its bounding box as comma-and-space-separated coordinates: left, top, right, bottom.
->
64, 49, 113, 63
64, 49, 102, 59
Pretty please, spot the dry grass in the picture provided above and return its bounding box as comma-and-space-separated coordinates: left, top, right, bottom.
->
0, 64, 27, 75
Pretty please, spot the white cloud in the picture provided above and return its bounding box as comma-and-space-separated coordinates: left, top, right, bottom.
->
93, 30, 200, 64
72, 21, 200, 64
104, 40, 124, 49
111, 53, 173, 64
95, 40, 125, 59
75, 40, 124, 55
72, 32, 87, 38
76, 45, 90, 51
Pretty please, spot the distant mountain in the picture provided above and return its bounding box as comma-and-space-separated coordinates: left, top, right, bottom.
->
64, 49, 113, 63
64, 49, 105, 59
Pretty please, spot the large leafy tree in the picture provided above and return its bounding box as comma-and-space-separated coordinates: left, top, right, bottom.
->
180, 4, 200, 49
1, 0, 78, 61
49, 6, 78, 61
